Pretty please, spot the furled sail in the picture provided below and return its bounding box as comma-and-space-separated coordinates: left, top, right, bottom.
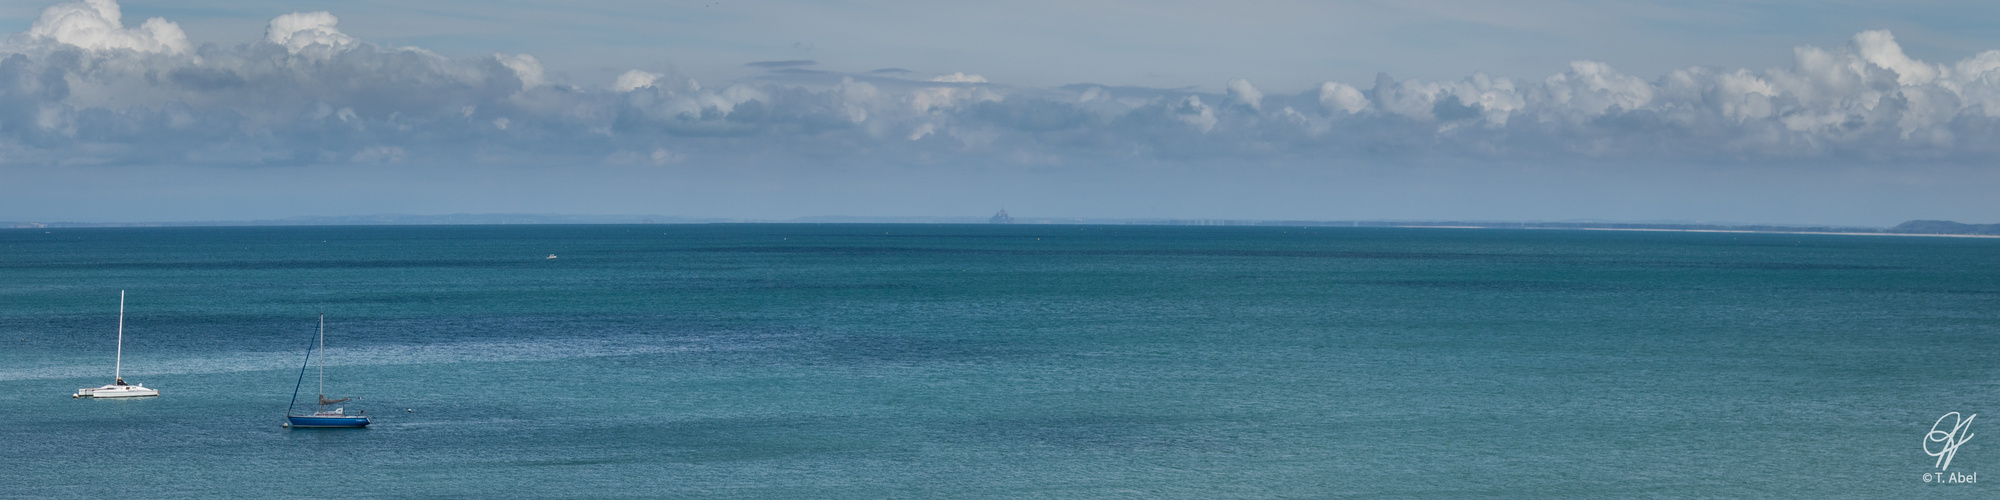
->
319, 395, 351, 405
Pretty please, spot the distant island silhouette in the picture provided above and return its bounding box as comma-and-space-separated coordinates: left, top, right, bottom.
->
1886, 220, 2000, 235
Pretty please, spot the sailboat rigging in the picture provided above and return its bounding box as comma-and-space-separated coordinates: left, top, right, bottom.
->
284, 313, 370, 428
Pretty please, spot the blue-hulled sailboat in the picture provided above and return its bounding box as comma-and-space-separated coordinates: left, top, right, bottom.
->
285, 313, 369, 428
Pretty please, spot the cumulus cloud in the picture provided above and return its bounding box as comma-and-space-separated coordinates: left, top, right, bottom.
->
1854, 30, 1937, 86
1318, 82, 1367, 114
19, 0, 189, 54
1543, 61, 1651, 119
613, 70, 662, 92
1173, 96, 1218, 132
495, 53, 546, 89
2, 2, 2000, 169
265, 11, 355, 55
1226, 78, 1262, 110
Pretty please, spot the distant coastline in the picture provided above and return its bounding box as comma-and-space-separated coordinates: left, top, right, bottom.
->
1561, 226, 1999, 238
3, 215, 1996, 237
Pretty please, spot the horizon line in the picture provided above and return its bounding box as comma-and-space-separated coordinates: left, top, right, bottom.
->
4, 214, 1996, 236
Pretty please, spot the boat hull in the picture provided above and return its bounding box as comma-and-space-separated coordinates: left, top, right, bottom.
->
75, 385, 159, 398
287, 415, 371, 428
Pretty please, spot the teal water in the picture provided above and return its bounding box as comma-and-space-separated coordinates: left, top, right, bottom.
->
0, 224, 1994, 498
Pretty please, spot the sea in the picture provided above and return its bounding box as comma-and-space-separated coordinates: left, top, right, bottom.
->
0, 224, 1993, 498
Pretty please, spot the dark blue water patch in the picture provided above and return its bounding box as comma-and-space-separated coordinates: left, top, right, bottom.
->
783, 333, 1048, 366
581, 416, 893, 462
656, 278, 921, 292
676, 245, 1513, 261
1345, 279, 1629, 292
0, 258, 546, 270
1596, 259, 1903, 270
944, 414, 1233, 452
1857, 287, 2000, 295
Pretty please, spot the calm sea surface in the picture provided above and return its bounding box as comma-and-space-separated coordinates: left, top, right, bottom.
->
0, 224, 1994, 498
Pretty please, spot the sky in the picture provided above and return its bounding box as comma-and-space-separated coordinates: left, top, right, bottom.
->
3, 0, 2000, 225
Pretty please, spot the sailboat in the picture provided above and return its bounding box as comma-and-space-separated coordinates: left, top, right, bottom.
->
74, 291, 159, 398
284, 313, 370, 428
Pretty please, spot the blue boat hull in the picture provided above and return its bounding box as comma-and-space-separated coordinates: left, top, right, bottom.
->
287, 415, 370, 428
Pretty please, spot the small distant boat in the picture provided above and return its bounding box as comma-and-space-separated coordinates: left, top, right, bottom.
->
75, 291, 158, 399
546, 254, 558, 259
285, 313, 369, 428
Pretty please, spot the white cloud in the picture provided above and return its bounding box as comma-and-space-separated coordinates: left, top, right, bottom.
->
605, 148, 684, 165
692, 85, 767, 116
1318, 82, 1367, 114
613, 70, 662, 92
928, 72, 988, 83
3, 3, 2000, 169
1226, 78, 1263, 110
265, 12, 355, 55
1173, 95, 1217, 132
1079, 86, 1107, 103
907, 122, 936, 141
1853, 30, 1938, 86
1541, 61, 1651, 120
495, 53, 546, 89
909, 84, 1000, 113
1370, 76, 1440, 120
1456, 73, 1524, 126
23, 0, 189, 54
837, 77, 879, 123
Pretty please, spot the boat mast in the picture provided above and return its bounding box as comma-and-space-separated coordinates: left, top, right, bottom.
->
115, 290, 124, 382
317, 313, 325, 403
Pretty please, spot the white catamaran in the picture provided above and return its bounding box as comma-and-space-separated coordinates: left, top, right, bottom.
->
75, 291, 159, 398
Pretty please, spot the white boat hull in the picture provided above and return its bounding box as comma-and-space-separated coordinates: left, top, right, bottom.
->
75, 384, 158, 398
